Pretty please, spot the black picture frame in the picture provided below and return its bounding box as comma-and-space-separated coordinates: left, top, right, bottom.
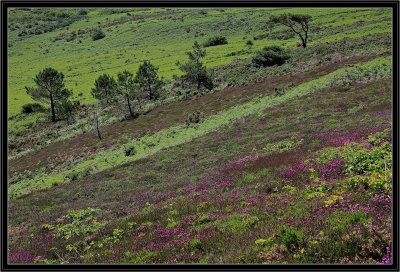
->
1, 1, 399, 271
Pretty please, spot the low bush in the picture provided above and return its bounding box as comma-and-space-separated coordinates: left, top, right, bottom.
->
21, 103, 45, 114
65, 168, 92, 182
367, 128, 391, 146
92, 29, 105, 41
124, 145, 136, 156
344, 170, 392, 194
185, 111, 205, 126
225, 49, 251, 57
275, 226, 305, 252
343, 142, 392, 175
203, 36, 228, 47
78, 9, 87, 16
252, 46, 290, 67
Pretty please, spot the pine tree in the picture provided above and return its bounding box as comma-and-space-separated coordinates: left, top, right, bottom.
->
117, 70, 137, 117
177, 41, 213, 90
25, 67, 72, 122
91, 74, 118, 105
135, 61, 163, 101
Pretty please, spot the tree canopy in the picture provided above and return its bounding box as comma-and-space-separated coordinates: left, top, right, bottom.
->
91, 73, 118, 105
270, 13, 312, 48
25, 67, 72, 122
135, 61, 163, 101
117, 70, 137, 117
177, 41, 213, 90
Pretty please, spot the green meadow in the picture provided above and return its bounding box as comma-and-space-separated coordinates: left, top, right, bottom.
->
8, 8, 391, 117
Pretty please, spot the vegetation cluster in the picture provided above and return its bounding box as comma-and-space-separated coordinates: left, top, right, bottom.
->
7, 7, 393, 265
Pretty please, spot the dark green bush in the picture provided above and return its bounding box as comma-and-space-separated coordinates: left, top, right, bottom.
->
78, 9, 88, 16
246, 40, 254, 46
276, 226, 305, 252
98, 9, 127, 15
65, 168, 92, 182
203, 36, 228, 47
21, 103, 45, 114
185, 111, 205, 126
226, 49, 250, 57
252, 46, 290, 67
124, 145, 136, 156
253, 33, 269, 41
92, 29, 106, 41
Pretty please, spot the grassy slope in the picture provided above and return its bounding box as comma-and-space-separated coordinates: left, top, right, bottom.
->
8, 56, 392, 199
9, 75, 392, 264
9, 50, 389, 172
7, 8, 393, 264
8, 8, 391, 116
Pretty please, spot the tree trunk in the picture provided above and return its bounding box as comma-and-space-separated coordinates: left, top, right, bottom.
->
96, 118, 102, 140
148, 83, 153, 100
94, 112, 102, 140
126, 95, 133, 117
301, 39, 307, 48
296, 34, 306, 48
303, 24, 309, 48
50, 93, 56, 122
197, 75, 201, 89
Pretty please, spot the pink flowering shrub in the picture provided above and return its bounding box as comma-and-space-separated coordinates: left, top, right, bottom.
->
377, 246, 392, 264
8, 252, 44, 263
278, 161, 307, 179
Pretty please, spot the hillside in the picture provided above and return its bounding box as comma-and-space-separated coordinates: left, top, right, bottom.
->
7, 7, 393, 264
8, 8, 391, 116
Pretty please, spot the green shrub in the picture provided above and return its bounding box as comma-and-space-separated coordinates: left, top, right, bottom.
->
368, 129, 391, 146
92, 29, 105, 41
343, 142, 392, 175
21, 103, 45, 114
98, 9, 127, 15
45, 208, 105, 240
326, 210, 369, 233
194, 214, 211, 225
203, 36, 228, 47
125, 250, 157, 264
252, 46, 290, 67
216, 214, 259, 233
345, 170, 392, 194
189, 239, 202, 251
262, 136, 303, 154
269, 31, 296, 40
276, 226, 305, 252
185, 111, 205, 126
253, 34, 269, 41
124, 145, 136, 156
246, 40, 254, 46
78, 9, 88, 16
103, 228, 124, 244
304, 210, 381, 263
65, 168, 92, 182
57, 99, 80, 124
226, 49, 251, 57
